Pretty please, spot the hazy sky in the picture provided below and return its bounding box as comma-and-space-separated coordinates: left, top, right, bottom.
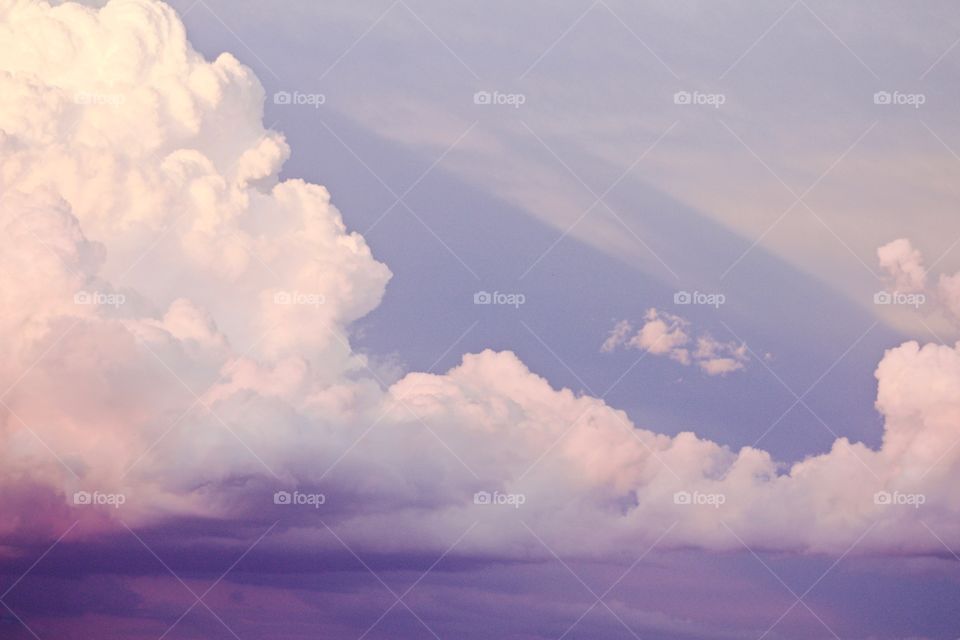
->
2, 1, 960, 638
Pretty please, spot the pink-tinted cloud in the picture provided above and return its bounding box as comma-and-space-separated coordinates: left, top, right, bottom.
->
601, 309, 748, 375
1, 0, 959, 568
877, 238, 927, 293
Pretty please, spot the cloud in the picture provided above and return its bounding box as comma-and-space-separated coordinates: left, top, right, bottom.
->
875, 238, 960, 325
1, 0, 960, 564
877, 238, 927, 293
0, 0, 391, 532
694, 336, 748, 375
600, 319, 632, 353
629, 309, 691, 364
938, 271, 960, 320
602, 309, 747, 375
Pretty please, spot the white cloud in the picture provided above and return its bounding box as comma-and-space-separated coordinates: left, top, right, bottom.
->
939, 271, 960, 321
628, 308, 691, 363
877, 238, 927, 293
602, 309, 747, 375
875, 238, 960, 328
694, 335, 748, 375
1, 0, 960, 560
600, 319, 632, 353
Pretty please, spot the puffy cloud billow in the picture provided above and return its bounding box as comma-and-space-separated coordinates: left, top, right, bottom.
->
877, 237, 960, 325
2, 0, 960, 561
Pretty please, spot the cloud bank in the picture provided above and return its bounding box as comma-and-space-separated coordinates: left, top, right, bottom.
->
1, 0, 960, 560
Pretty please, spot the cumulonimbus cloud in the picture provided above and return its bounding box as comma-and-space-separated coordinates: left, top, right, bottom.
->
2, 0, 960, 560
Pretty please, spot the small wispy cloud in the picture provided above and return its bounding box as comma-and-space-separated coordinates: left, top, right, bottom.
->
602, 308, 748, 375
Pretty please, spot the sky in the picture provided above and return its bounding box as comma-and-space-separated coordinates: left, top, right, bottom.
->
1, 0, 960, 638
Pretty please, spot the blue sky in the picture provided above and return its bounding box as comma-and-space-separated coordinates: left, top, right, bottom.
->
168, 0, 935, 461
